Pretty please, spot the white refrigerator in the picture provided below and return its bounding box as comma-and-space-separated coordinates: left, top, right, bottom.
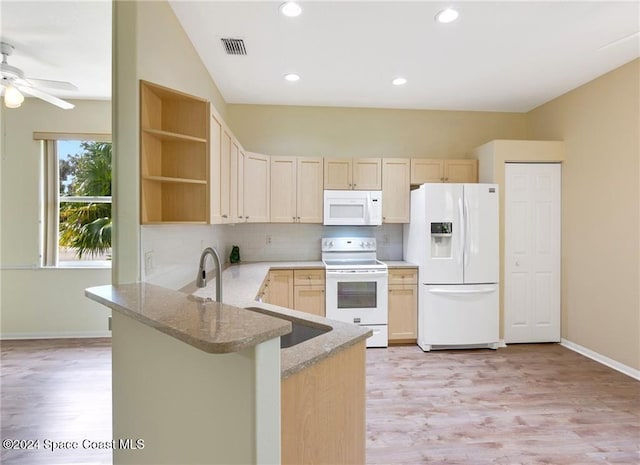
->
403, 183, 500, 351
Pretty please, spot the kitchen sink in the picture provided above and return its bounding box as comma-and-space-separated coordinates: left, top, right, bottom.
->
244, 307, 331, 349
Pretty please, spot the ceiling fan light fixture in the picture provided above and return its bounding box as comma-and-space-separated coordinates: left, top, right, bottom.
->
280, 2, 302, 17
4, 83, 24, 108
435, 8, 459, 23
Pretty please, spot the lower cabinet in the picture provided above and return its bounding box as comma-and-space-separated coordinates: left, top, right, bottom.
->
293, 269, 325, 316
388, 267, 418, 343
262, 268, 325, 317
261, 270, 293, 308
282, 341, 366, 464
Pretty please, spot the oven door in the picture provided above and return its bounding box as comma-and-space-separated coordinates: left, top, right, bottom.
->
325, 269, 388, 325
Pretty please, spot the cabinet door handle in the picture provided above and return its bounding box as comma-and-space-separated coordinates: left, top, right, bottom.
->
222, 214, 228, 218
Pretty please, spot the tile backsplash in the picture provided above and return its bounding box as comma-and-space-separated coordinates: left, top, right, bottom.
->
141, 224, 225, 289
141, 223, 403, 290
221, 223, 403, 262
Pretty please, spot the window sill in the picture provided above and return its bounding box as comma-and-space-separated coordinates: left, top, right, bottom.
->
55, 261, 112, 269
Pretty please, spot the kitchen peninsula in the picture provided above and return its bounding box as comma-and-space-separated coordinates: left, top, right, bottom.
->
86, 261, 370, 465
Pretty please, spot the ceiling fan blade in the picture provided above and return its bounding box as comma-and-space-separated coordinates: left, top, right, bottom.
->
23, 77, 78, 91
16, 85, 75, 110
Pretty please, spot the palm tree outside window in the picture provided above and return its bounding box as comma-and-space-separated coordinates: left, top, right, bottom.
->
36, 133, 112, 267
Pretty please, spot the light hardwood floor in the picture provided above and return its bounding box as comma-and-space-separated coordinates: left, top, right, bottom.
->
1, 340, 638, 465
366, 344, 639, 465
1, 339, 112, 465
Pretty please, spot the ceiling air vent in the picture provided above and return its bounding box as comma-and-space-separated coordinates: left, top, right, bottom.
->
221, 38, 247, 56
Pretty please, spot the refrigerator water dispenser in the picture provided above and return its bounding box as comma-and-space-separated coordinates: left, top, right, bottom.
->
431, 222, 452, 258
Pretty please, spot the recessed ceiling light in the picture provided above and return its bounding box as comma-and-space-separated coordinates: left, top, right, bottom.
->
280, 2, 302, 17
435, 8, 459, 23
392, 77, 407, 86
284, 73, 300, 82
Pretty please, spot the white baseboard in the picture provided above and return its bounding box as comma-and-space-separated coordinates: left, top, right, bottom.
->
561, 338, 640, 381
1, 331, 112, 340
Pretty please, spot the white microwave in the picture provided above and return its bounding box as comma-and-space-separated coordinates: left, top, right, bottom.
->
323, 190, 383, 226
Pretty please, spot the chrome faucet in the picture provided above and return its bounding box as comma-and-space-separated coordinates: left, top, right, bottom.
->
196, 247, 222, 302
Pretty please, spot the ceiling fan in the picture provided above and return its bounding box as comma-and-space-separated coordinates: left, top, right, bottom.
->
0, 42, 77, 110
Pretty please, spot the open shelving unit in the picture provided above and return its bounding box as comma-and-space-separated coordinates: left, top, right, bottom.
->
140, 80, 210, 224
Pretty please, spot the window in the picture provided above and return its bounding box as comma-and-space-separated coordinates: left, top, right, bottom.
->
35, 133, 112, 267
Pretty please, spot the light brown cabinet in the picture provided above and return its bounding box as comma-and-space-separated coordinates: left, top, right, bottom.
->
388, 267, 418, 343
262, 270, 294, 308
282, 341, 365, 465
140, 80, 209, 224
411, 159, 478, 184
244, 152, 270, 222
229, 139, 242, 223
261, 268, 326, 317
209, 112, 223, 223
271, 157, 323, 223
382, 158, 410, 223
212, 121, 267, 224
444, 159, 478, 183
324, 157, 382, 190
214, 126, 232, 223
293, 269, 325, 316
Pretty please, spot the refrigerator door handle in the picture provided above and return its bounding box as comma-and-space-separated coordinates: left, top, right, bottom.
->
464, 196, 470, 268
425, 287, 496, 295
458, 197, 465, 266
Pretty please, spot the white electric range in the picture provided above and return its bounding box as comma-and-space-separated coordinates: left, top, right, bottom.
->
322, 237, 388, 347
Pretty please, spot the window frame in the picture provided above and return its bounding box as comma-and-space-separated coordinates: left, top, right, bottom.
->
34, 132, 112, 268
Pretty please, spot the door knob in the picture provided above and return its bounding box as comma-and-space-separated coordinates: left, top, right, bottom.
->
515, 260, 520, 267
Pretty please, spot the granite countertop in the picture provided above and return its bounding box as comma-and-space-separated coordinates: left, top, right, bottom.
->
87, 260, 372, 379
85, 283, 291, 354
186, 261, 371, 378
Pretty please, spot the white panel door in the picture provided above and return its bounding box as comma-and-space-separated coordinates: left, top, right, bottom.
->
463, 184, 499, 284
505, 163, 561, 343
423, 184, 464, 284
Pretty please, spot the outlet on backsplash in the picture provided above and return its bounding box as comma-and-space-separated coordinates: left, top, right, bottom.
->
383, 234, 390, 245
266, 235, 272, 245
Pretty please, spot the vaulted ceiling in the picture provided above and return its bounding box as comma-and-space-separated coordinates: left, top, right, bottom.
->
1, 1, 638, 112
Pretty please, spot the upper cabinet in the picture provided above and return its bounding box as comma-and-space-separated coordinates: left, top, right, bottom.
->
382, 158, 410, 223
324, 158, 381, 190
271, 157, 323, 223
244, 152, 270, 223
211, 114, 254, 224
210, 117, 231, 223
444, 159, 478, 183
140, 80, 209, 224
229, 139, 242, 223
210, 112, 223, 223
411, 158, 478, 184
297, 158, 324, 222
